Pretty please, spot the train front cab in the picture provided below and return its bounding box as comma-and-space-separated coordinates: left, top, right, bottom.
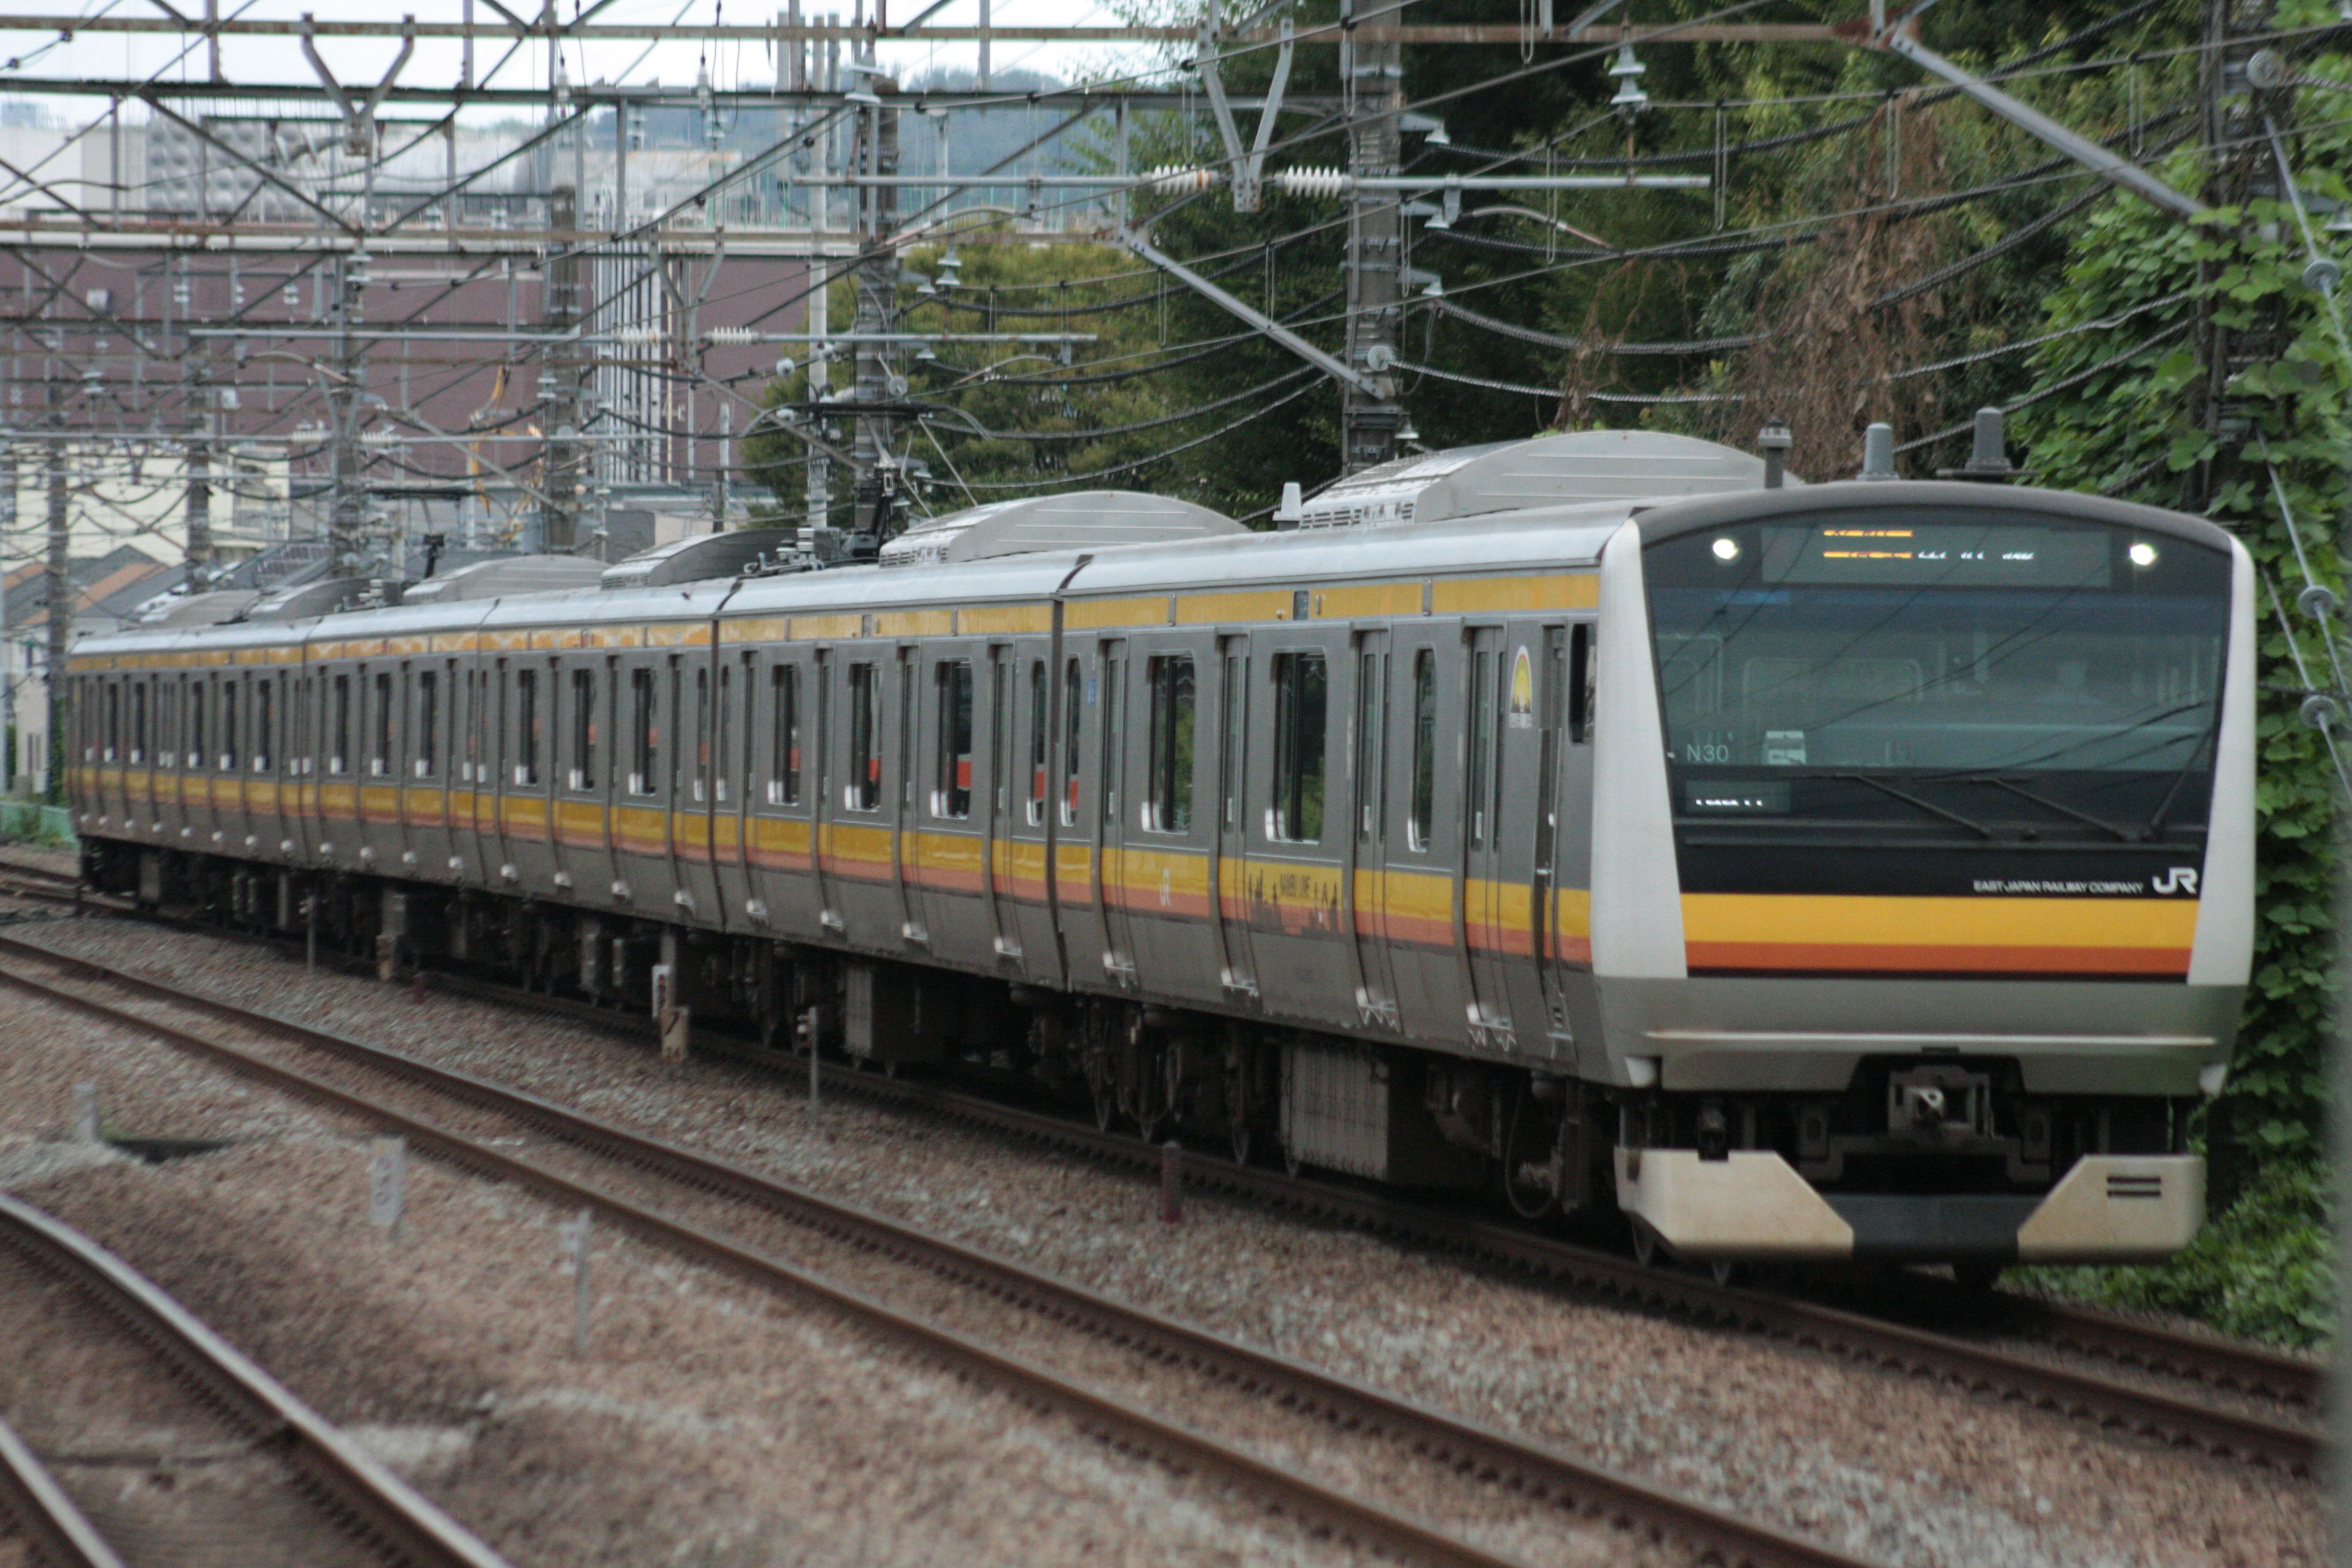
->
1585, 483, 2253, 1268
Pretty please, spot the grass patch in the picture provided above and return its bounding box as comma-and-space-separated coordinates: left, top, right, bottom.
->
2013, 1160, 2331, 1349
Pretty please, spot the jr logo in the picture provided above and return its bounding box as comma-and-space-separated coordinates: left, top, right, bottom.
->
2152, 867, 2200, 896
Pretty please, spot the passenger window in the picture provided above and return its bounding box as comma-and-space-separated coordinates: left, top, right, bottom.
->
224, 683, 242, 771
1468, 651, 1494, 845
1027, 660, 1047, 825
1060, 658, 1082, 826
1144, 655, 1194, 834
372, 671, 393, 776
770, 665, 802, 805
570, 668, 596, 790
131, 682, 146, 764
1570, 623, 1594, 743
1409, 650, 1435, 851
933, 660, 973, 820
846, 663, 880, 812
187, 683, 205, 770
418, 671, 440, 778
1268, 651, 1326, 843
104, 682, 118, 762
513, 668, 539, 786
628, 668, 658, 796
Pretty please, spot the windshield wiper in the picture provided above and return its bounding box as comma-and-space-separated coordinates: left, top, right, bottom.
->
1831, 773, 1999, 839
1954, 775, 2144, 843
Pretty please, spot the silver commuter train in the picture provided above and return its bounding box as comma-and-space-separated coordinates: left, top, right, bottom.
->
66, 431, 2252, 1269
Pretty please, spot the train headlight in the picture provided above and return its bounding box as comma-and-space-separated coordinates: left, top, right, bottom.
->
2128, 541, 2158, 568
1710, 536, 1741, 563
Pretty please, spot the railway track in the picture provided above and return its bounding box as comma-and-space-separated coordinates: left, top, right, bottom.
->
0, 932, 1887, 1568
10, 908, 2323, 1475
396, 963, 2325, 1472
0, 1187, 510, 1568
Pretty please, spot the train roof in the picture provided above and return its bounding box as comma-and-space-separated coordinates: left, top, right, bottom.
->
75, 445, 2237, 661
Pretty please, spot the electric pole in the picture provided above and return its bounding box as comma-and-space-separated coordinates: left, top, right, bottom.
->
848, 68, 902, 552
2189, 0, 2290, 514
44, 398, 69, 804
1340, 10, 1405, 473
184, 342, 215, 588
327, 248, 371, 582
541, 183, 587, 552
0, 442, 14, 796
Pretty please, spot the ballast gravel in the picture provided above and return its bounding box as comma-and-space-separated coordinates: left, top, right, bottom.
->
4, 910, 2324, 1568
0, 975, 1414, 1568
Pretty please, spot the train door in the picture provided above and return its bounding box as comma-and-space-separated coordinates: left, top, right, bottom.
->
678, 655, 725, 925
257, 670, 288, 864
807, 646, 840, 937
1094, 639, 1136, 989
890, 646, 923, 945
1530, 625, 1575, 1055
1348, 630, 1399, 1029
1249, 633, 1354, 1027
1461, 625, 1516, 1048
715, 650, 757, 930
552, 655, 600, 900
981, 645, 1022, 967
915, 643, 989, 964
1211, 636, 1257, 1005
1003, 649, 1063, 986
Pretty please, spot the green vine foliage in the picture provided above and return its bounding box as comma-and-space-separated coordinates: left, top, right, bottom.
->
2013, 115, 2349, 1171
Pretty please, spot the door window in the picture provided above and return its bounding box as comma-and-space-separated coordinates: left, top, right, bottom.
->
629, 668, 658, 795
1060, 658, 1082, 826
1570, 622, 1595, 743
1145, 655, 1194, 834
570, 668, 596, 790
1269, 652, 1326, 843
417, 671, 439, 777
1468, 650, 1495, 845
846, 663, 880, 811
1409, 650, 1435, 851
770, 665, 802, 805
933, 659, 973, 819
1355, 648, 1384, 841
1027, 660, 1047, 825
513, 668, 538, 786
1100, 654, 1124, 827
372, 672, 394, 776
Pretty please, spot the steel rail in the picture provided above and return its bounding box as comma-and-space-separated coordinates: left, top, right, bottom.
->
407, 962, 2324, 1460
0, 933, 1884, 1568
827, 1060, 2326, 1474
13, 905, 2321, 1470
1984, 1295, 2323, 1411
0, 1407, 127, 1568
0, 1188, 513, 1568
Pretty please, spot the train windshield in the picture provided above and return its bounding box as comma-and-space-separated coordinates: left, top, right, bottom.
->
1645, 509, 2231, 835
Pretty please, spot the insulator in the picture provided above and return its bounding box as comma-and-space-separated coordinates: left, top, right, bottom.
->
1144, 164, 1219, 195
705, 326, 758, 345
1272, 167, 1350, 199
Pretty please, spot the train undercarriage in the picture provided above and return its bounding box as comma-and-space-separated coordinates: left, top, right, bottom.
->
86, 840, 2202, 1272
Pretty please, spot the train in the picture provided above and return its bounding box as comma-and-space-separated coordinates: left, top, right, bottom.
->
64, 428, 2252, 1273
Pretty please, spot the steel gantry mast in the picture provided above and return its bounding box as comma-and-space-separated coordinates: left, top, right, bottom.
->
1340, 3, 1405, 473
541, 183, 589, 553
848, 62, 903, 552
